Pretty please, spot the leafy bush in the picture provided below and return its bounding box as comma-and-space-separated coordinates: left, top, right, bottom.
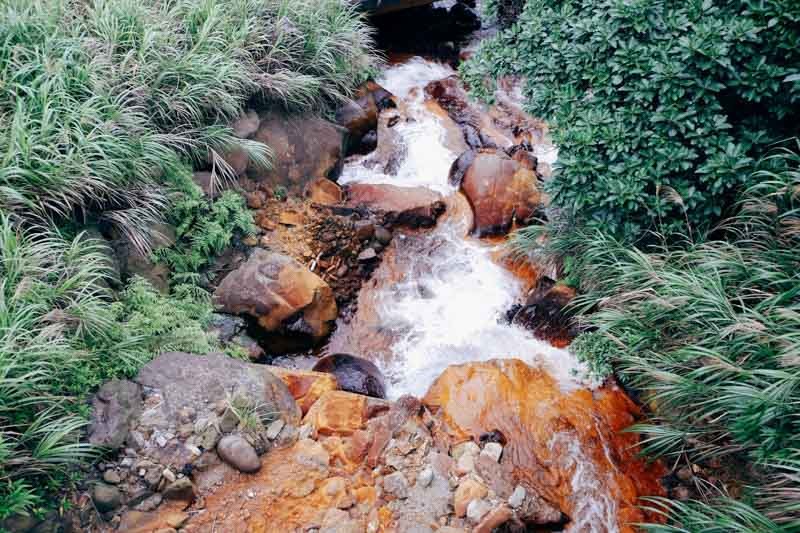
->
546, 145, 800, 530
0, 0, 375, 250
0, 213, 217, 518
463, 0, 800, 241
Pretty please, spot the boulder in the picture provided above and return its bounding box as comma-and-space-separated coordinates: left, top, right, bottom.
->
312, 354, 387, 399
88, 380, 143, 450
336, 81, 395, 155
92, 483, 123, 513
305, 177, 343, 205
247, 113, 347, 193
511, 277, 577, 344
217, 435, 261, 473
344, 183, 446, 228
213, 249, 338, 342
136, 352, 301, 427
450, 148, 543, 236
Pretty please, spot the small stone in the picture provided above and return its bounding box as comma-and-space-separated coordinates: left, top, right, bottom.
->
92, 483, 122, 512
466, 499, 492, 523
162, 468, 177, 484
508, 485, 526, 509
128, 430, 147, 450
454, 479, 488, 517
102, 470, 121, 485
178, 407, 196, 424
357, 248, 377, 262
155, 434, 168, 448
480, 442, 503, 463
199, 425, 221, 450
374, 226, 392, 245
455, 453, 475, 475
135, 493, 162, 512
452, 441, 480, 460
163, 478, 195, 502
219, 407, 239, 434
144, 467, 162, 487
217, 435, 261, 473
417, 467, 434, 488
382, 471, 409, 499
120, 458, 133, 468
354, 221, 375, 241
265, 419, 285, 440
214, 400, 228, 416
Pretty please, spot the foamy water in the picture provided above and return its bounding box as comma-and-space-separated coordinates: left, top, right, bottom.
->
337, 58, 590, 398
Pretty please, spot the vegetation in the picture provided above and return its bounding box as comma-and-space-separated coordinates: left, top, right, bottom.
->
463, 0, 800, 241
515, 146, 800, 530
0, 0, 376, 521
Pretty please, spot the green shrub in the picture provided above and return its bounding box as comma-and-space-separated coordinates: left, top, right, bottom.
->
549, 145, 800, 530
0, 0, 375, 250
463, 0, 800, 241
0, 213, 217, 518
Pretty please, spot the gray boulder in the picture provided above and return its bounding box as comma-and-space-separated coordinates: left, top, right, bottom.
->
88, 380, 143, 450
217, 435, 261, 473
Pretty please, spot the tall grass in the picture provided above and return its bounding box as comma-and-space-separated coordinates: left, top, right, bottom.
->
0, 0, 376, 252
511, 144, 800, 531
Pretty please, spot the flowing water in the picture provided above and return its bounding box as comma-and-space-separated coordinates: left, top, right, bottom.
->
335, 57, 591, 399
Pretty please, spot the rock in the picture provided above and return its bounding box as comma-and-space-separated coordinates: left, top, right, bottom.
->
278, 210, 304, 226
92, 483, 122, 513
455, 453, 475, 475
265, 419, 286, 440
162, 477, 195, 502
304, 391, 368, 437
450, 148, 543, 236
511, 277, 577, 344
320, 508, 362, 533
454, 479, 488, 517
265, 366, 339, 415
473, 504, 513, 533
508, 486, 526, 508
217, 435, 262, 473
344, 183, 446, 228
466, 499, 492, 524
88, 380, 142, 450
213, 249, 338, 342
248, 113, 347, 193
136, 493, 163, 512
480, 442, 503, 463
337, 81, 395, 155
354, 220, 376, 241
219, 406, 240, 434
103, 469, 122, 484
357, 248, 377, 262
423, 359, 667, 529
306, 177, 343, 205
312, 354, 387, 399
162, 468, 177, 484
417, 467, 434, 488
383, 471, 409, 499
232, 109, 260, 139
164, 512, 189, 529
374, 226, 392, 245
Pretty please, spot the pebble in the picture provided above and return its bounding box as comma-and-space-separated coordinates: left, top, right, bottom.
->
452, 441, 480, 460
135, 493, 162, 512
162, 468, 177, 484
455, 453, 475, 475
217, 435, 262, 473
508, 485, 526, 509
156, 434, 168, 448
102, 470, 121, 485
466, 499, 492, 523
357, 248, 377, 262
480, 442, 503, 463
265, 419, 285, 440
163, 478, 195, 501
92, 483, 122, 512
417, 466, 434, 488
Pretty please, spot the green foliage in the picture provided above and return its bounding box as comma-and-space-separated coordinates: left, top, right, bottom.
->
570, 331, 615, 380
463, 0, 800, 241
156, 178, 255, 282
0, 212, 217, 517
0, 0, 376, 251
543, 145, 800, 530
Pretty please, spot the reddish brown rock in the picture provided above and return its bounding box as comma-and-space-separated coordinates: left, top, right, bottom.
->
213, 249, 337, 342
337, 81, 395, 155
248, 113, 347, 193
305, 177, 344, 205
511, 277, 577, 345
304, 391, 367, 437
423, 359, 666, 533
450, 148, 543, 236
344, 183, 446, 228
266, 366, 339, 415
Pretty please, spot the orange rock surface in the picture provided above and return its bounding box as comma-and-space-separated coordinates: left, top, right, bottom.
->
266, 366, 338, 414
423, 359, 666, 532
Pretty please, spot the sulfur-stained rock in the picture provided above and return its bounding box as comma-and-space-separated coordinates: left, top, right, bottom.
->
344, 183, 446, 228
312, 354, 387, 399
304, 391, 368, 437
449, 148, 542, 236
248, 113, 347, 193
213, 249, 338, 342
306, 177, 344, 205
266, 366, 339, 415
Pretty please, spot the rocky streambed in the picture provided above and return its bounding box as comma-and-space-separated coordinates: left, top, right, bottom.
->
72, 21, 668, 533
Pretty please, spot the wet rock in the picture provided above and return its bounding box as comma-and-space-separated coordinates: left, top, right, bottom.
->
337, 81, 395, 155
213, 249, 338, 342
217, 435, 262, 473
344, 183, 446, 228
452, 148, 543, 236
312, 354, 387, 399
92, 483, 122, 513
248, 112, 347, 193
89, 380, 142, 450
220, 147, 250, 177
306, 177, 344, 205
511, 277, 577, 344
454, 479, 488, 517
192, 171, 223, 199
265, 366, 339, 415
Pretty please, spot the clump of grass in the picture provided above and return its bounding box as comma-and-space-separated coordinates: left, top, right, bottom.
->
513, 144, 800, 530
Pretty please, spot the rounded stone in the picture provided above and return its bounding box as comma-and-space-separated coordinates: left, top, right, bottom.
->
217, 435, 262, 473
